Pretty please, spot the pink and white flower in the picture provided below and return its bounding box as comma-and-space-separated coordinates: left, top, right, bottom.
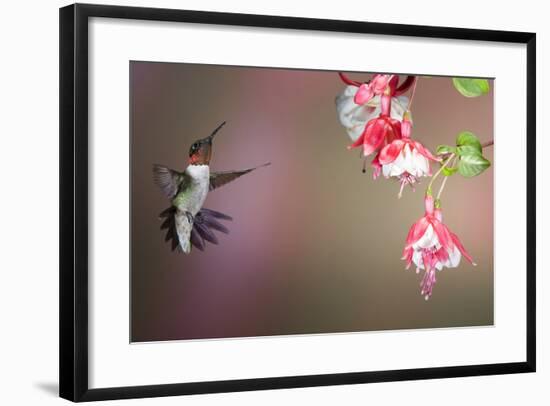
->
378, 114, 440, 197
335, 86, 409, 142
402, 194, 476, 300
347, 93, 402, 158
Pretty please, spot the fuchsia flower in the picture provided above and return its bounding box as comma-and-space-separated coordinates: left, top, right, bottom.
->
378, 113, 440, 197
335, 86, 409, 142
348, 90, 402, 157
336, 74, 435, 188
402, 194, 476, 300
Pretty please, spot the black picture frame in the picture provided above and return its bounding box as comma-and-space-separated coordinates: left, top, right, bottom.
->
59, 3, 536, 402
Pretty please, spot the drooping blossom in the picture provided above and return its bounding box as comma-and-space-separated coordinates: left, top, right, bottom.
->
335, 74, 418, 178
402, 194, 475, 300
335, 82, 409, 142
348, 92, 402, 157
378, 113, 440, 197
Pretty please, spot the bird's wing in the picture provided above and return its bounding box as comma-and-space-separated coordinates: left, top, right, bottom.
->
209, 163, 270, 191
153, 164, 190, 198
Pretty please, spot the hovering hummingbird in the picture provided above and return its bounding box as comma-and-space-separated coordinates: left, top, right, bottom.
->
153, 122, 270, 254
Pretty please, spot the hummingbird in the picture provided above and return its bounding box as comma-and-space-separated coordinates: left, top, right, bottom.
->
153, 121, 270, 254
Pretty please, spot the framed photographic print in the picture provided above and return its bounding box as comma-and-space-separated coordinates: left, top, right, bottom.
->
59, 3, 536, 402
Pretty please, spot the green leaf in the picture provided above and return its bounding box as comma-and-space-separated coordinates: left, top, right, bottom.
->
456, 131, 482, 154
452, 78, 490, 98
457, 151, 491, 177
457, 145, 482, 157
436, 144, 456, 155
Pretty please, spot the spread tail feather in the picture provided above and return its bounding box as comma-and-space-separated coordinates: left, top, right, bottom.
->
159, 207, 232, 254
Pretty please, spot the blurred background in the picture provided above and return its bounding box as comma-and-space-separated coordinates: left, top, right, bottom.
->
131, 62, 493, 342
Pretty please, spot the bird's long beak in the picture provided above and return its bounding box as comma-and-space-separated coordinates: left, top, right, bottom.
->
208, 121, 226, 142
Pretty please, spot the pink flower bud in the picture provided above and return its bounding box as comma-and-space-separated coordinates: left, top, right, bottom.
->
401, 113, 412, 139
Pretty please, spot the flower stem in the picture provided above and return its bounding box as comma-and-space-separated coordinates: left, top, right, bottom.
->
436, 155, 457, 200
434, 140, 492, 201
395, 76, 416, 96
436, 176, 448, 201
338, 72, 361, 87
406, 77, 419, 111
427, 154, 454, 193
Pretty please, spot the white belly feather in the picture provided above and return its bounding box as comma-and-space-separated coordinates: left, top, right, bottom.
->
174, 164, 210, 254
184, 164, 210, 215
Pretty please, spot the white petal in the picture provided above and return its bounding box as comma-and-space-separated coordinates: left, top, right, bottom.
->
382, 164, 392, 178
412, 249, 424, 270
402, 145, 415, 174
335, 86, 378, 141
414, 149, 430, 176
390, 96, 409, 121
352, 104, 377, 123
335, 87, 359, 127
413, 224, 439, 249
335, 90, 408, 142
348, 123, 367, 140
388, 151, 407, 177
418, 154, 430, 176
443, 246, 462, 268
409, 148, 419, 176
390, 163, 405, 177
390, 145, 413, 175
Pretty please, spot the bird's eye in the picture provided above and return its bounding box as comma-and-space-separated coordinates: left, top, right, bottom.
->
189, 143, 199, 157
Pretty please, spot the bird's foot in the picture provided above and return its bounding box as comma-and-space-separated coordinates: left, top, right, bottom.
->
185, 211, 195, 224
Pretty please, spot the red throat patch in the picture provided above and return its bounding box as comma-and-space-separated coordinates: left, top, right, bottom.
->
189, 153, 200, 165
